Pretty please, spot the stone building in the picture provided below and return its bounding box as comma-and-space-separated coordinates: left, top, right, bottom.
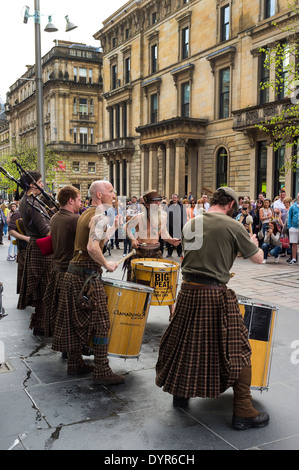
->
95, 0, 299, 200
5, 40, 103, 197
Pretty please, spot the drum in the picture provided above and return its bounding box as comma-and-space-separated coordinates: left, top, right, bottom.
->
102, 278, 154, 359
238, 298, 277, 391
131, 258, 180, 306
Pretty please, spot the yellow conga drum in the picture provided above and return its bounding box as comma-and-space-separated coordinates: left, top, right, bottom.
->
238, 298, 277, 391
102, 278, 153, 359
131, 258, 180, 306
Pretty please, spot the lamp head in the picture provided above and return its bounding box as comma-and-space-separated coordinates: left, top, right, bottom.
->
65, 15, 78, 32
44, 16, 58, 33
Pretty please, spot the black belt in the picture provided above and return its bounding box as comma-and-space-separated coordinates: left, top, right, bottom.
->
67, 264, 99, 277
183, 273, 224, 286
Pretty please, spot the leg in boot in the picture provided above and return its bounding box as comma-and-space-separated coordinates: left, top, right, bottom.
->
232, 364, 269, 430
67, 350, 94, 376
93, 336, 125, 385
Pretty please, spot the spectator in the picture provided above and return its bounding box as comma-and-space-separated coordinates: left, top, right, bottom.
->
281, 197, 293, 260
236, 202, 253, 234
165, 194, 185, 258
107, 199, 122, 249
202, 194, 210, 211
253, 199, 263, 241
6, 202, 18, 261
287, 192, 299, 265
0, 205, 5, 245
262, 220, 282, 264
273, 189, 287, 224
1, 203, 8, 237
259, 198, 273, 236
194, 198, 204, 216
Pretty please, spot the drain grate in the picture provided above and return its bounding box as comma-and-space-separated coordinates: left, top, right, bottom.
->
0, 361, 13, 373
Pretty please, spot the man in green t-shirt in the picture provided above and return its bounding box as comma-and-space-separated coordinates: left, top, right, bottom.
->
156, 187, 269, 431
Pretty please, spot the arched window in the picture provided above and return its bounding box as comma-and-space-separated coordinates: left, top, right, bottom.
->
216, 147, 228, 187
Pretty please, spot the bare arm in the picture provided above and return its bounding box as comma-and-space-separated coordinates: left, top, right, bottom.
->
86, 214, 118, 272
248, 233, 263, 264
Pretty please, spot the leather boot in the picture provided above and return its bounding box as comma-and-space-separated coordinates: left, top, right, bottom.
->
93, 340, 125, 385
232, 365, 269, 430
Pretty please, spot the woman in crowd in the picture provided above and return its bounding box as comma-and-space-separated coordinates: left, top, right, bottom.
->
259, 198, 273, 237
262, 220, 281, 264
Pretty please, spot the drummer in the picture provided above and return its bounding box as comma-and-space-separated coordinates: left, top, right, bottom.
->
124, 189, 181, 317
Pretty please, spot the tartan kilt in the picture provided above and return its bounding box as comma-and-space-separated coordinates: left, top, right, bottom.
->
155, 286, 251, 399
16, 247, 26, 294
51, 261, 110, 352
17, 239, 53, 309
44, 269, 67, 338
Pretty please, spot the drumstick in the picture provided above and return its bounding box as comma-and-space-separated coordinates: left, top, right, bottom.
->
116, 249, 136, 266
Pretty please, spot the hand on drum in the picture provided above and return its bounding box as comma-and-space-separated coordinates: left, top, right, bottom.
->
105, 261, 118, 272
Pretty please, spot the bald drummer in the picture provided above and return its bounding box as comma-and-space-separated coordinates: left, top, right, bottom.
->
124, 190, 181, 317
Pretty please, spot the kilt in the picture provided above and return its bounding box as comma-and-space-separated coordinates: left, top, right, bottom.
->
16, 247, 26, 294
51, 260, 110, 353
17, 239, 53, 310
155, 284, 251, 398
44, 266, 68, 338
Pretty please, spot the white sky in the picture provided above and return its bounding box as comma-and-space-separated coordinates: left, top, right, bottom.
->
0, 0, 127, 101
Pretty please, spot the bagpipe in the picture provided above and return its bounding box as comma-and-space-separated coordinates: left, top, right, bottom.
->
11, 157, 59, 212
0, 159, 59, 219
0, 160, 57, 256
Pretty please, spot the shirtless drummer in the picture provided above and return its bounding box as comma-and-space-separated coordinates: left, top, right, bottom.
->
124, 190, 181, 318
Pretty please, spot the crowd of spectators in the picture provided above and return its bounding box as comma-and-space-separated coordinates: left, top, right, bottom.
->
1, 187, 298, 266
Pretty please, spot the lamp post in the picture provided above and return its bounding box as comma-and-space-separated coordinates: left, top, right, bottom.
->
23, 2, 77, 181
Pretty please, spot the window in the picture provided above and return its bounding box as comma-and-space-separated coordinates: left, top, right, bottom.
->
151, 44, 158, 74
182, 27, 189, 59
88, 162, 96, 173
111, 64, 118, 90
257, 141, 267, 196
89, 69, 93, 84
277, 43, 289, 100
125, 57, 131, 84
260, 49, 270, 104
265, 0, 275, 18
79, 68, 87, 84
73, 161, 80, 172
274, 144, 285, 197
181, 82, 190, 117
73, 98, 77, 114
90, 99, 94, 115
79, 98, 88, 115
219, 68, 230, 119
152, 12, 157, 24
90, 128, 94, 144
79, 127, 88, 147
123, 102, 127, 137
73, 127, 77, 144
150, 94, 158, 123
220, 5, 230, 42
216, 147, 228, 187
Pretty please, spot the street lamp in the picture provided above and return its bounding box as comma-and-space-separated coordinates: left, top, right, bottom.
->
23, 1, 77, 180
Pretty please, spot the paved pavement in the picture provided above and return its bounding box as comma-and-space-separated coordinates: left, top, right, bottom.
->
0, 238, 299, 452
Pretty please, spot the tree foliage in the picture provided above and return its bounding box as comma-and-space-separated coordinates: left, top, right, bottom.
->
0, 139, 70, 197
257, 0, 299, 173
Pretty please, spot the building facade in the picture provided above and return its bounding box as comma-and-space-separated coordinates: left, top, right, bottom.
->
95, 0, 299, 200
5, 40, 103, 197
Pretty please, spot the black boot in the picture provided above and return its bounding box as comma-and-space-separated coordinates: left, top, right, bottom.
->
173, 395, 189, 408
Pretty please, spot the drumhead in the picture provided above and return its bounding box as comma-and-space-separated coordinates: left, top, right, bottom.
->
135, 261, 176, 268
102, 277, 154, 293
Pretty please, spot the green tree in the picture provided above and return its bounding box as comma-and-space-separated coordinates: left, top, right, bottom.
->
257, 1, 299, 174
0, 139, 70, 197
